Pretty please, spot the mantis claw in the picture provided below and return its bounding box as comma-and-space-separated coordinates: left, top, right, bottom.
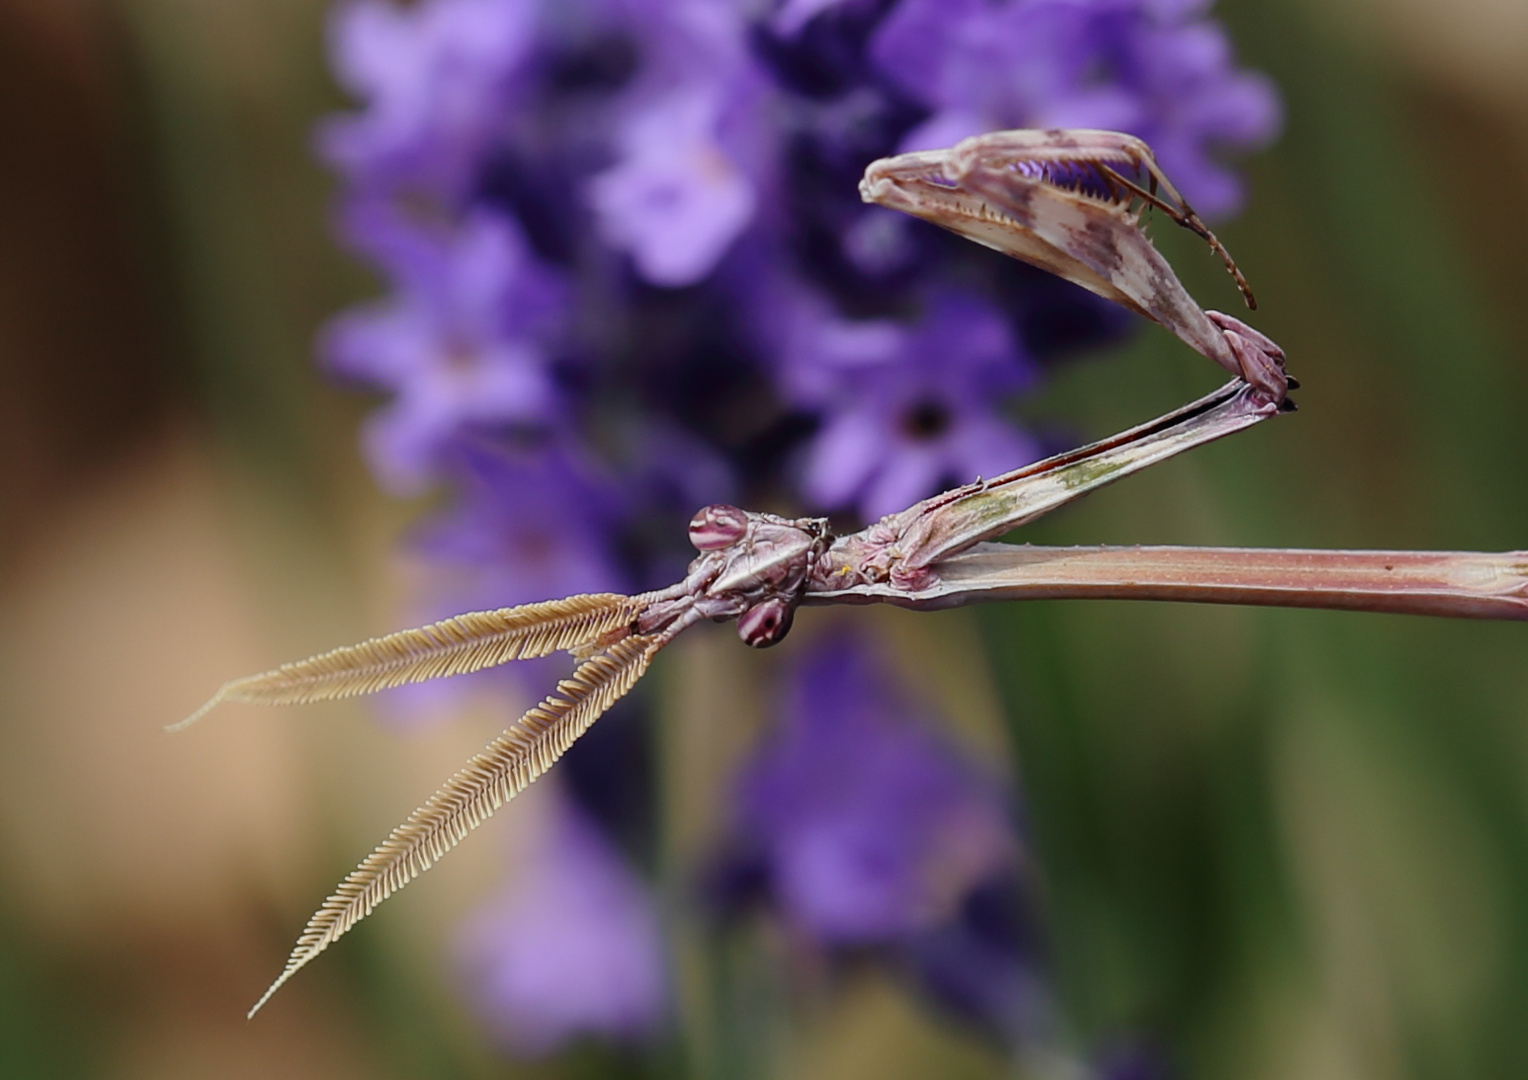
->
1206, 309, 1291, 405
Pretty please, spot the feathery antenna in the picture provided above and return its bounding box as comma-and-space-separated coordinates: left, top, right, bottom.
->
171, 593, 639, 732
248, 632, 662, 1016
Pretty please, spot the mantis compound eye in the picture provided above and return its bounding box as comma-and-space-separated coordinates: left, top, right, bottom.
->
689, 504, 749, 551
737, 598, 794, 648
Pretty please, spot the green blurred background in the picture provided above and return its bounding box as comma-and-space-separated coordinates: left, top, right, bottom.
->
1, 1, 1526, 1077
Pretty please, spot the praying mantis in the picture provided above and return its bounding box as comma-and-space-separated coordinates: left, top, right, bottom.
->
177, 129, 1528, 1016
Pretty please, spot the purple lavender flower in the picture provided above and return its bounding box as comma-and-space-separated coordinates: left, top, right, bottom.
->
1118, 16, 1282, 215
411, 441, 627, 607
323, 203, 566, 495
589, 84, 763, 286
778, 287, 1041, 520
873, 0, 1135, 148
735, 632, 1015, 942
587, 1, 774, 286
455, 789, 668, 1056
319, 0, 536, 197
870, 0, 1280, 216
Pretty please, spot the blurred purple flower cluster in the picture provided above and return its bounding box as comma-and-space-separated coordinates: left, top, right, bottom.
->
455, 791, 668, 1056
315, 0, 1277, 1061
717, 632, 1061, 1044
733, 635, 1015, 943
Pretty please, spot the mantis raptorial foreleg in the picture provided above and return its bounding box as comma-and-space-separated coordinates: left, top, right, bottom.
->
860, 128, 1291, 405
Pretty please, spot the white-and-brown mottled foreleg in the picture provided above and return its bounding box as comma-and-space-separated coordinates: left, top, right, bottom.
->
947, 129, 1258, 304
951, 160, 1289, 406
860, 128, 1292, 406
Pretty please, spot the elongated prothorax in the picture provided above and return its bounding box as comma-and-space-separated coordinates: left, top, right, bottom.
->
810, 544, 1528, 621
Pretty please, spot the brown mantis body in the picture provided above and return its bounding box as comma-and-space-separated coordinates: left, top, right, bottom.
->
177, 130, 1522, 1016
